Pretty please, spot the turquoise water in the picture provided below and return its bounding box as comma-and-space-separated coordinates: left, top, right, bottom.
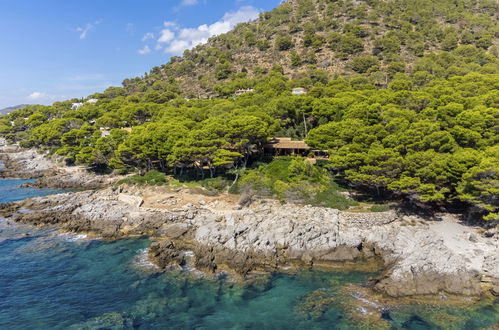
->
0, 179, 497, 329
0, 178, 63, 204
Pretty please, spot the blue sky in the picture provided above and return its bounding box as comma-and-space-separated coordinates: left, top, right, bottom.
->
0, 0, 281, 108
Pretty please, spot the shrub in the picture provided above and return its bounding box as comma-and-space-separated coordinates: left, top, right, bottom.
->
349, 56, 379, 73
118, 170, 166, 186
199, 177, 230, 192
370, 205, 391, 212
275, 36, 294, 51
238, 158, 357, 209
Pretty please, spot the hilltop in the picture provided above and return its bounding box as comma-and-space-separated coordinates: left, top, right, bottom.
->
0, 0, 498, 221
120, 0, 498, 97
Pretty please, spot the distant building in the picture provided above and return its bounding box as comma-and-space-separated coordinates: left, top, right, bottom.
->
264, 137, 310, 156
99, 127, 111, 137
264, 137, 329, 158
86, 99, 98, 104
71, 103, 83, 110
234, 89, 255, 96
291, 88, 307, 95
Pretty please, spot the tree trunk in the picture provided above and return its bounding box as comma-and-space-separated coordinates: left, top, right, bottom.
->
230, 166, 240, 189
243, 154, 249, 168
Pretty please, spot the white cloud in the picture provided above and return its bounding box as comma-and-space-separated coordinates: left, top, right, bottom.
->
158, 29, 175, 43
142, 32, 155, 41
181, 0, 198, 6
28, 92, 46, 100
75, 19, 102, 39
163, 21, 179, 28
138, 45, 151, 55
156, 6, 260, 55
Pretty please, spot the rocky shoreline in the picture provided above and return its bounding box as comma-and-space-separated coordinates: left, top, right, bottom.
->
0, 140, 120, 189
0, 141, 498, 298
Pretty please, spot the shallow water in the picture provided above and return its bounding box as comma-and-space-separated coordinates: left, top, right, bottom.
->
0, 179, 497, 329
0, 178, 62, 204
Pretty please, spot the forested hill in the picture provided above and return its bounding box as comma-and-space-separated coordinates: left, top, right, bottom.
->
0, 105, 30, 115
120, 0, 499, 98
0, 0, 498, 221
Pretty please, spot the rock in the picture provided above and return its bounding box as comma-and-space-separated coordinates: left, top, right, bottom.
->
484, 229, 496, 238
149, 240, 185, 269
320, 246, 361, 261
118, 194, 144, 208
491, 284, 499, 296
159, 223, 190, 238
469, 233, 478, 242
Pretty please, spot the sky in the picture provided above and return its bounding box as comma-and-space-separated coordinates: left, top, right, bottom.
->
0, 0, 282, 109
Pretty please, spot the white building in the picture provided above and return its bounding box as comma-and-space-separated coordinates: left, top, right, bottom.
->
234, 89, 255, 96
86, 98, 98, 104
99, 127, 111, 137
291, 87, 307, 95
71, 103, 83, 110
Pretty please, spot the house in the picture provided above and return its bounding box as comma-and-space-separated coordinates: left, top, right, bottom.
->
264, 137, 311, 156
264, 137, 329, 158
86, 98, 98, 104
291, 87, 307, 95
234, 89, 255, 96
71, 103, 83, 110
99, 127, 111, 137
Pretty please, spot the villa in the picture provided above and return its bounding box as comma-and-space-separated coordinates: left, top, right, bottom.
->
291, 88, 307, 95
234, 89, 255, 96
71, 103, 83, 110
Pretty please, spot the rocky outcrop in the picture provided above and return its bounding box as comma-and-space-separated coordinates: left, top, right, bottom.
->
1, 187, 498, 298
0, 144, 54, 179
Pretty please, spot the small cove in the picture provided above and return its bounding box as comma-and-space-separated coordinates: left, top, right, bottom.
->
0, 178, 497, 329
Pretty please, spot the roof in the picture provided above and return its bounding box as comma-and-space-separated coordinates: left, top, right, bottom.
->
264, 137, 310, 149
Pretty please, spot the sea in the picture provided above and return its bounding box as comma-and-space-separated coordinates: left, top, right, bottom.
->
0, 178, 497, 329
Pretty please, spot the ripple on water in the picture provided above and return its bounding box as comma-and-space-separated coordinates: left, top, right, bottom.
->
57, 232, 90, 242
132, 248, 160, 272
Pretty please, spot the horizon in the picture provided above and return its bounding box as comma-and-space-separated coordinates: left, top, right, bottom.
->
0, 0, 281, 109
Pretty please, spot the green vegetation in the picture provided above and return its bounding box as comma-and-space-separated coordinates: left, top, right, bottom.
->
234, 158, 357, 209
1, 0, 498, 220
117, 170, 167, 186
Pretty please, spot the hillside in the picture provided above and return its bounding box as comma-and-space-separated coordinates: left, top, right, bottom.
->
0, 104, 30, 115
120, 0, 499, 97
0, 0, 498, 221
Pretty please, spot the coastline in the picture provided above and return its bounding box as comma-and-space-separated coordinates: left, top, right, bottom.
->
0, 141, 498, 300
0, 139, 121, 189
